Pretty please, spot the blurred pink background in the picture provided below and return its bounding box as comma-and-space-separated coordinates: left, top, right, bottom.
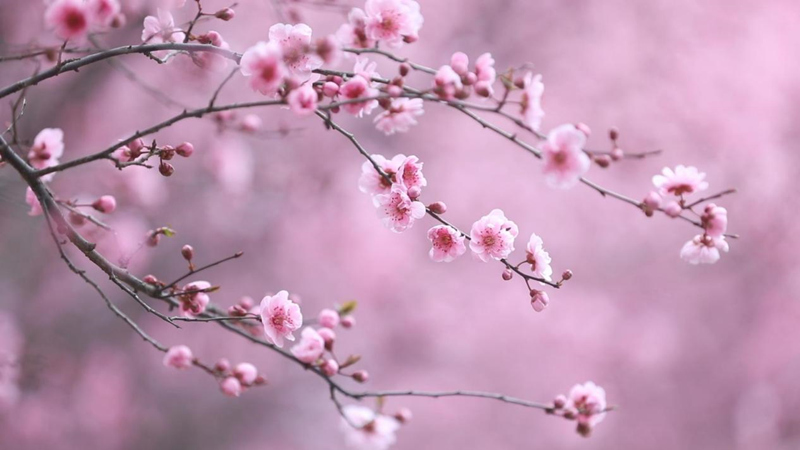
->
1, 0, 799, 448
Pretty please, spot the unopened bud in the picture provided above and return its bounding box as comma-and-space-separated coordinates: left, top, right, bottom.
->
399, 63, 411, 77
176, 142, 194, 157
576, 122, 592, 136
610, 147, 624, 161
92, 195, 117, 213
214, 8, 235, 21
553, 394, 567, 409
143, 274, 158, 284
340, 315, 356, 329
387, 84, 403, 98
663, 201, 682, 218
502, 269, 513, 281
407, 186, 421, 200
594, 155, 611, 168
321, 359, 339, 377
110, 13, 126, 28
609, 127, 619, 141
181, 244, 194, 261
214, 358, 231, 374
160, 146, 175, 160
561, 270, 573, 281
159, 162, 174, 177
394, 407, 413, 424
427, 201, 447, 214
352, 370, 369, 383
322, 81, 339, 98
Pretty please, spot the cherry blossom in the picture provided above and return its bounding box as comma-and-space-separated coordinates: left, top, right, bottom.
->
566, 381, 607, 433
340, 404, 401, 450
290, 327, 325, 363
193, 31, 231, 72
374, 98, 424, 135
45, 0, 91, 41
680, 234, 729, 265
336, 8, 375, 50
141, 9, 185, 44
161, 0, 186, 9
520, 73, 545, 131
259, 290, 303, 348
268, 23, 322, 81
395, 155, 426, 192
427, 225, 467, 262
179, 281, 210, 317
287, 84, 319, 116
27, 128, 64, 178
374, 184, 426, 232
541, 124, 591, 189
364, 0, 424, 48
25, 188, 43, 217
318, 309, 340, 328
340, 75, 380, 117
652, 165, 709, 197
701, 204, 728, 238
469, 209, 519, 262
526, 233, 553, 281
433, 65, 462, 100
162, 345, 193, 369
220, 376, 242, 397
358, 154, 405, 197
474, 52, 496, 96
239, 41, 286, 96
86, 0, 121, 28
233, 363, 258, 385
353, 57, 381, 81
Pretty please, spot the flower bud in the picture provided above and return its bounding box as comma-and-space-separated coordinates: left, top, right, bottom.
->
407, 186, 421, 200
643, 191, 662, 211
450, 52, 469, 76
610, 147, 624, 161
322, 81, 339, 98
317, 327, 336, 350
553, 394, 567, 409
352, 370, 369, 383
176, 142, 194, 157
474, 80, 491, 97
594, 155, 611, 168
340, 315, 356, 329
394, 408, 413, 424
609, 127, 619, 141
143, 274, 158, 284
159, 162, 174, 177
663, 201, 682, 218
387, 84, 403, 98
427, 201, 447, 214
399, 63, 411, 77
129, 138, 145, 153
146, 233, 160, 247
214, 358, 231, 374
321, 359, 339, 377
181, 245, 194, 261
318, 309, 340, 328
214, 8, 235, 21
576, 122, 592, 136
92, 195, 117, 213
110, 13, 126, 28
561, 270, 573, 281
163, 345, 193, 369
234, 362, 258, 385
160, 146, 175, 160
576, 422, 592, 438
502, 269, 513, 281
220, 376, 242, 397
530, 290, 550, 313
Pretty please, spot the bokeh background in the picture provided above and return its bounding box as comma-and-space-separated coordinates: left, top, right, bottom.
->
1, 0, 799, 448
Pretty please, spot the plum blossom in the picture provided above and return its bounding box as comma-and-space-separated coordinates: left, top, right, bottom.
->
233, 363, 258, 385
358, 154, 405, 196
395, 155, 426, 192
336, 8, 375, 49
142, 9, 185, 44
474, 52, 496, 96
220, 376, 242, 397
374, 184, 426, 232
287, 84, 319, 116
374, 98, 424, 135
427, 225, 466, 262
45, 0, 91, 40
179, 281, 210, 317
526, 233, 553, 282
318, 309, 340, 328
566, 382, 607, 433
259, 290, 303, 348
86, 0, 121, 28
433, 65, 462, 100
652, 165, 709, 197
520, 73, 545, 131
340, 75, 380, 117
26, 188, 43, 217
240, 41, 286, 96
353, 57, 381, 81
163, 345, 193, 369
469, 209, 519, 262
701, 204, 728, 237
364, 0, 424, 48
28, 128, 64, 179
530, 290, 550, 312
291, 327, 325, 363
541, 124, 591, 189
268, 23, 322, 81
341, 404, 401, 450
680, 234, 729, 265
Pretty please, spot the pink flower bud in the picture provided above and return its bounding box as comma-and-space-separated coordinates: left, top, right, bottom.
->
399, 63, 411, 77
176, 142, 194, 158
530, 290, 550, 313
663, 201, 682, 218
322, 81, 339, 98
214, 358, 231, 374
427, 201, 447, 214
553, 394, 567, 409
92, 195, 117, 213
387, 84, 403, 98
561, 270, 573, 281
234, 362, 258, 385
318, 309, 340, 328
514, 76, 526, 89
594, 155, 611, 168
160, 146, 175, 160
463, 72, 478, 86
321, 359, 339, 377
340, 315, 356, 329
474, 80, 491, 97
254, 375, 268, 386
317, 327, 336, 350
239, 296, 254, 310
181, 245, 194, 261
450, 52, 469, 76
220, 376, 242, 397
110, 13, 126, 29
352, 370, 369, 383
502, 269, 513, 281
576, 123, 592, 136
214, 8, 235, 21
403, 34, 418, 44
609, 127, 619, 141
610, 147, 624, 161
240, 115, 262, 133
143, 274, 158, 284
129, 138, 145, 153
159, 162, 174, 177
228, 305, 248, 316
407, 186, 421, 200
643, 191, 662, 211
394, 407, 413, 424
163, 345, 193, 369
576, 422, 592, 437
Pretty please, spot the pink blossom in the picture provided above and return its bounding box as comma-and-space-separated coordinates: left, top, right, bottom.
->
427, 225, 466, 262
364, 0, 423, 48
450, 52, 469, 76
433, 65, 462, 100
287, 84, 319, 116
161, 0, 187, 9
520, 73, 545, 131
316, 35, 342, 65
701, 204, 728, 238
680, 234, 729, 265
336, 8, 375, 49
92, 195, 117, 213
86, 0, 120, 28
374, 98, 424, 135
395, 155, 426, 192
652, 165, 709, 197
526, 233, 553, 281
317, 327, 336, 346
290, 327, 325, 363
374, 184, 426, 233
340, 76, 380, 117
220, 376, 242, 397
318, 309, 340, 328
321, 359, 339, 376
259, 290, 303, 348
28, 128, 64, 174
240, 41, 286, 96
179, 281, 210, 317
474, 52, 496, 96
162, 345, 193, 369
268, 23, 322, 81
45, 0, 90, 41
25, 188, 43, 217
567, 381, 607, 428
469, 209, 519, 262
233, 362, 258, 385
358, 154, 404, 196
541, 124, 590, 189
341, 405, 401, 450
353, 57, 381, 81
142, 9, 185, 44
663, 201, 682, 217
530, 290, 550, 312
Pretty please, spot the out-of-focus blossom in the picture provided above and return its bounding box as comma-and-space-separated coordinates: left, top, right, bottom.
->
374, 98, 424, 135
567, 381, 607, 433
287, 84, 319, 116
220, 376, 242, 397
336, 8, 375, 49
652, 165, 709, 197
469, 209, 519, 262
291, 327, 325, 363
530, 289, 550, 312
318, 309, 340, 328
142, 9, 185, 44
259, 290, 303, 348
233, 363, 258, 385
25, 187, 43, 217
193, 31, 230, 71
427, 225, 466, 262
86, 0, 120, 28
28, 128, 64, 178
526, 233, 552, 281
268, 23, 322, 81
341, 404, 401, 450
374, 184, 426, 232
353, 57, 381, 81
520, 73, 545, 131
542, 124, 590, 189
321, 358, 339, 376
358, 154, 405, 196
433, 65, 462, 100
680, 234, 729, 264
45, 0, 91, 40
340, 76, 380, 117
364, 0, 423, 48
163, 345, 193, 369
161, 0, 186, 9
701, 204, 728, 237
474, 52, 496, 96
179, 281, 210, 317
239, 41, 286, 96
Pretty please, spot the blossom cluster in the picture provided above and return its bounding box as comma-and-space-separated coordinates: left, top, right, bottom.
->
549, 381, 609, 437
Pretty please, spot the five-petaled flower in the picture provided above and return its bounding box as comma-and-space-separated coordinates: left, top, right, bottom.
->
259, 290, 303, 348
469, 209, 519, 262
